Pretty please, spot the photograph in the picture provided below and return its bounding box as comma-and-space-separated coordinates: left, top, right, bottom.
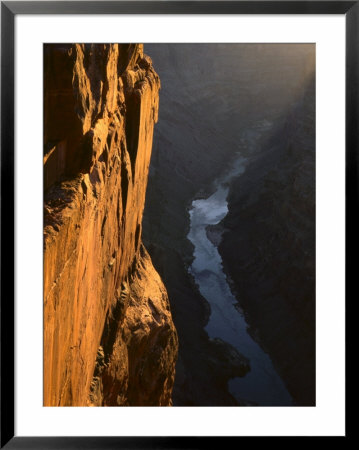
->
43, 43, 316, 407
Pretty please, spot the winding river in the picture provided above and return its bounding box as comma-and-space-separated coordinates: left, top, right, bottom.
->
187, 145, 293, 406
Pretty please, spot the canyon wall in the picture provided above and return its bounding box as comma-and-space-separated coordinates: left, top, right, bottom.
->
143, 44, 315, 405
43, 44, 178, 406
219, 75, 316, 405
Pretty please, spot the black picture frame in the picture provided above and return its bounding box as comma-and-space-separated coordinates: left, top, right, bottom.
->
1, 1, 354, 447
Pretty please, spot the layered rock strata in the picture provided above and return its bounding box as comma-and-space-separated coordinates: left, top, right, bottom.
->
43, 44, 178, 406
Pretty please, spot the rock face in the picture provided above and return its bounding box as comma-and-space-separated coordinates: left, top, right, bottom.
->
219, 75, 316, 405
43, 44, 178, 406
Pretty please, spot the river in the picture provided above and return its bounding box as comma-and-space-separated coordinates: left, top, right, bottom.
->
187, 131, 293, 406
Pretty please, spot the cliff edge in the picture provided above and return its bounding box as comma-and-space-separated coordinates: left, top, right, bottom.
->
43, 44, 178, 406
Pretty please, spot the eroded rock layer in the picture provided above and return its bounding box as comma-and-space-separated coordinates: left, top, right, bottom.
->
43, 44, 178, 406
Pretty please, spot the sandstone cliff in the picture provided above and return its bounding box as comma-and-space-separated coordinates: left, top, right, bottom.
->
43, 44, 178, 406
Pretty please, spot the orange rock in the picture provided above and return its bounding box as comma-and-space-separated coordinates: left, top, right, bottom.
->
43, 44, 178, 406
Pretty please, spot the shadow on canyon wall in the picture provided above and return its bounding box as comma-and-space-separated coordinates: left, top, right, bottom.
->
142, 44, 315, 406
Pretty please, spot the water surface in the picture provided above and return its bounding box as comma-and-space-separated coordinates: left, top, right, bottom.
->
188, 144, 293, 406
